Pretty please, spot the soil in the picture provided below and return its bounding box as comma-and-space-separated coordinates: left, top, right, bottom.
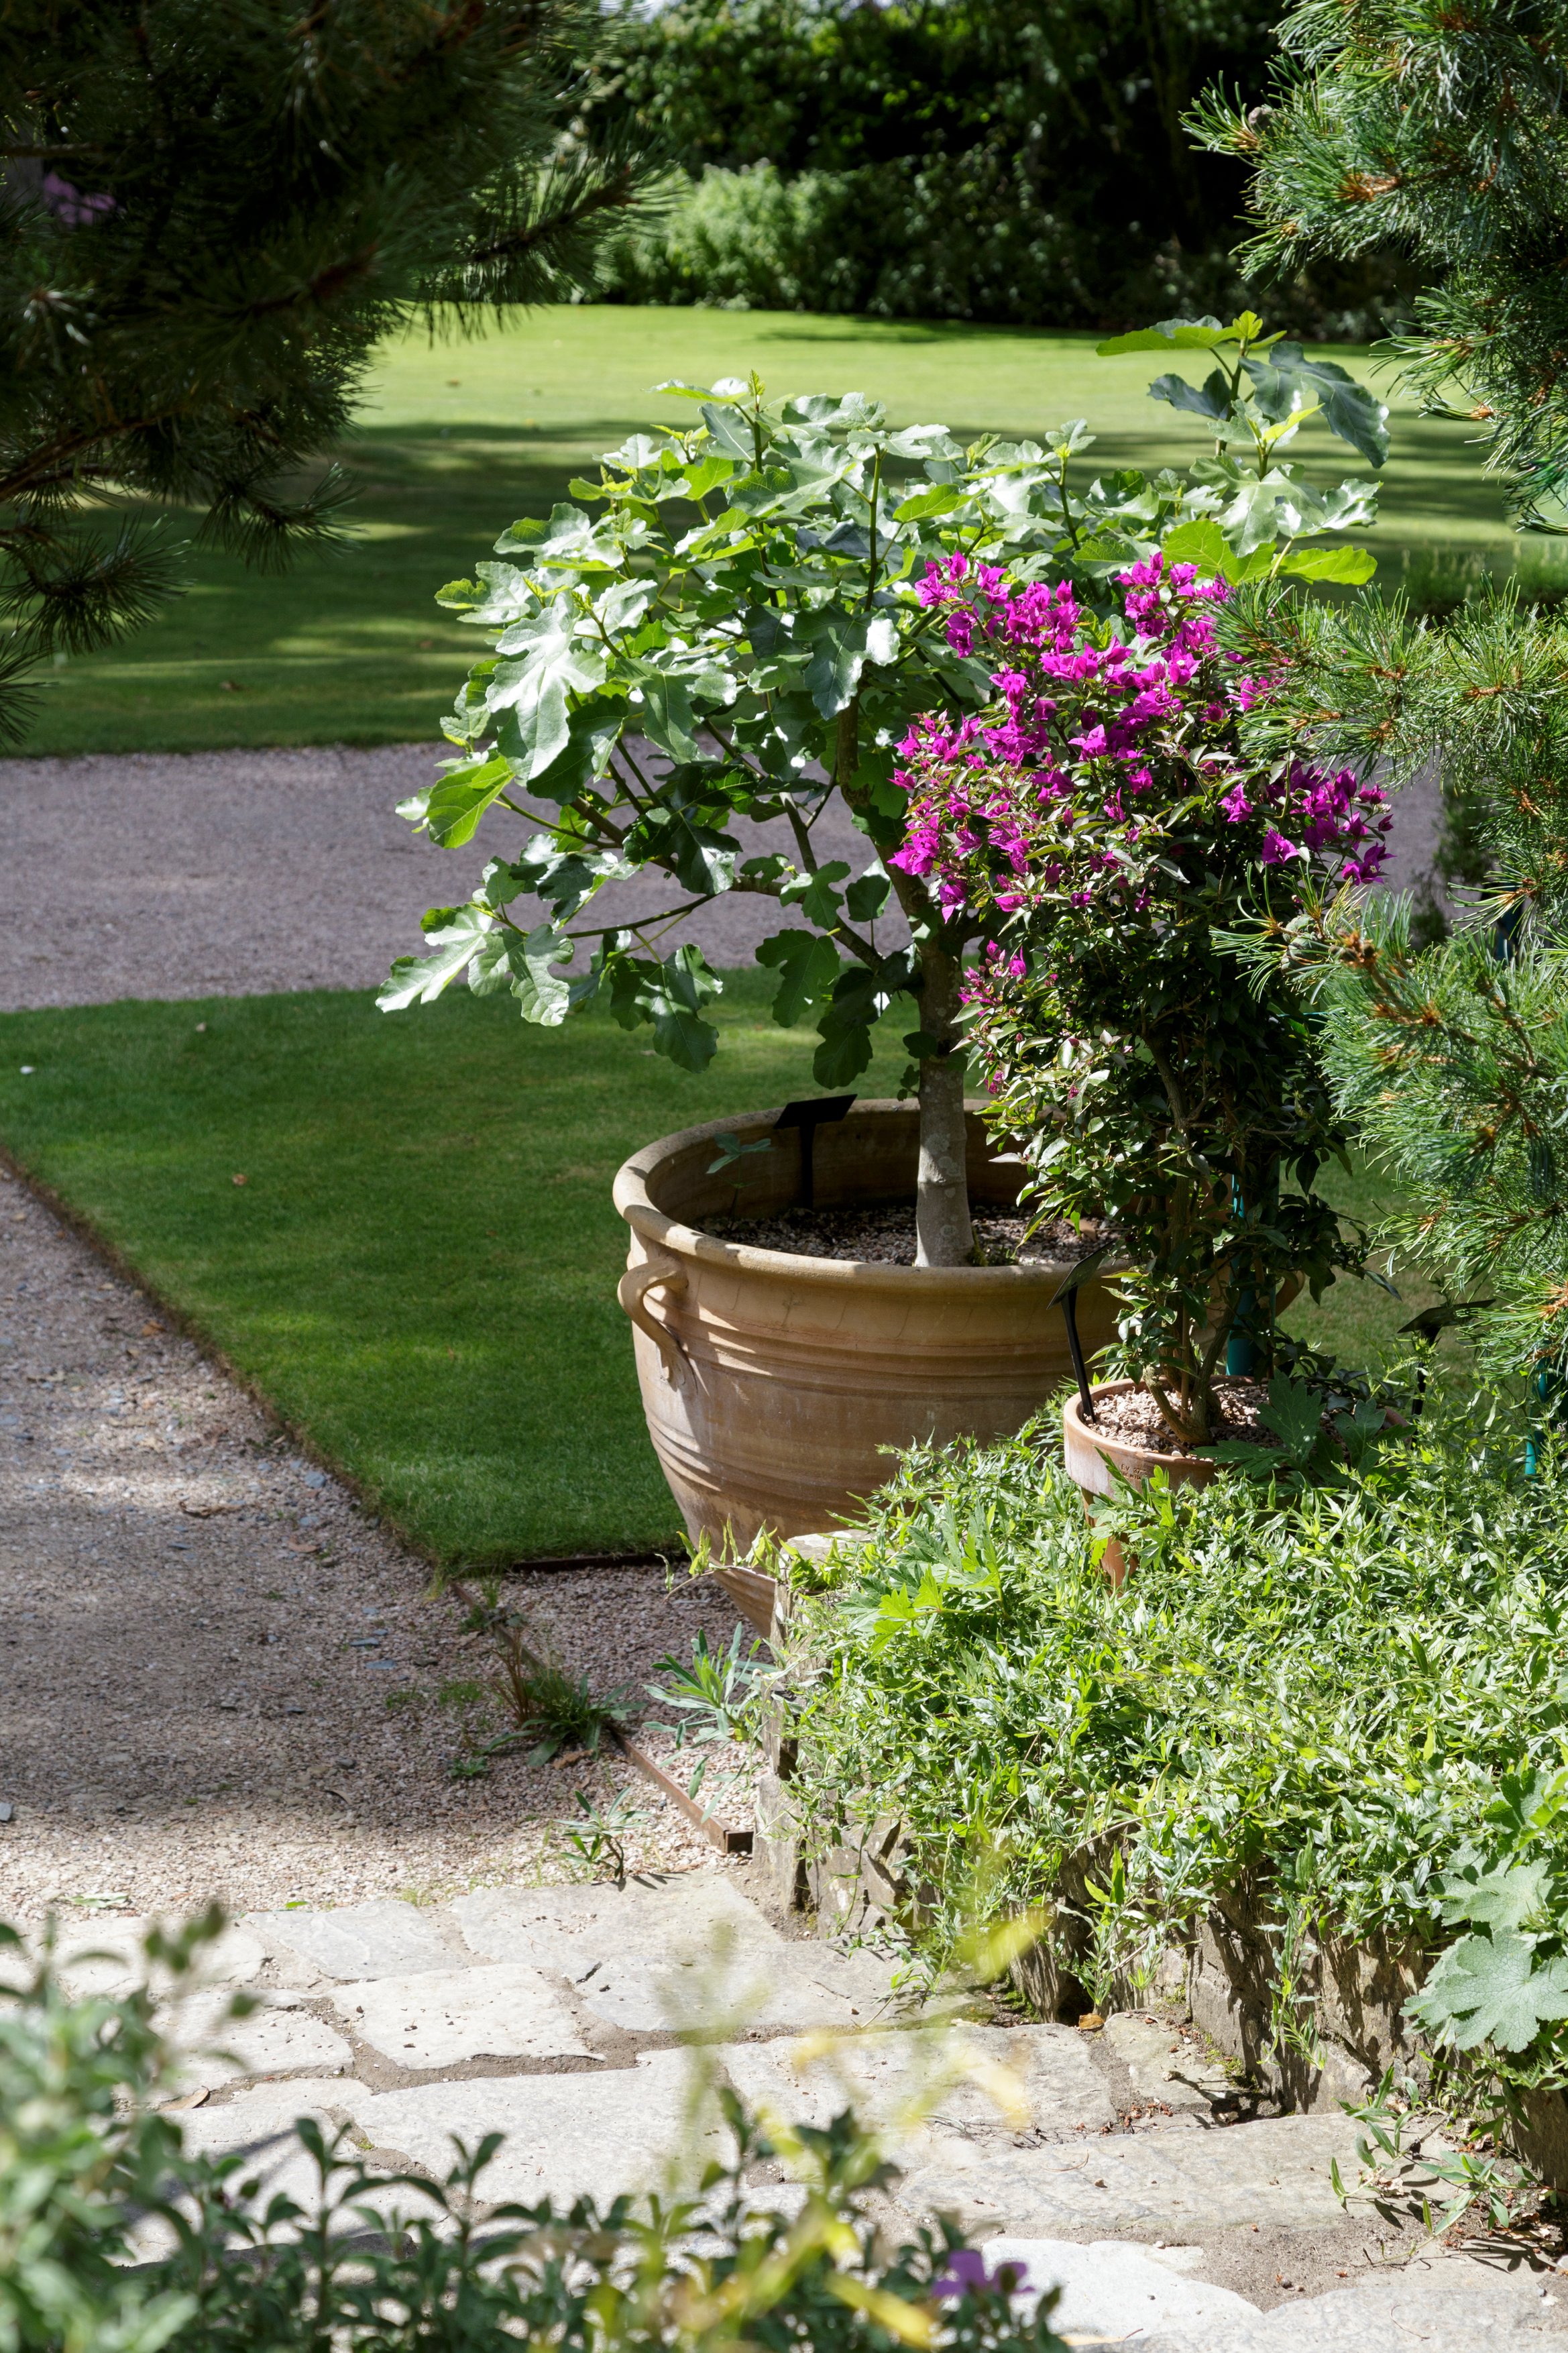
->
708, 1203, 1116, 1268
1086, 1379, 1277, 1456
0, 1166, 753, 1929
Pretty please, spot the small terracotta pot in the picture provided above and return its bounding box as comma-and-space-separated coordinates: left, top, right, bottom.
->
1062, 1378, 1229, 1587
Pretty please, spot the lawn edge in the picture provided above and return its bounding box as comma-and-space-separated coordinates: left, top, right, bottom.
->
0, 1136, 687, 1576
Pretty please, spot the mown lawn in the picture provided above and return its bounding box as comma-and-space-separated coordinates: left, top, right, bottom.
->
0, 979, 1454, 1562
0, 977, 826, 1563
20, 305, 1545, 759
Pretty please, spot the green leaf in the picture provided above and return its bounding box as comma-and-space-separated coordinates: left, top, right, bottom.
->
1278, 543, 1378, 585
1148, 370, 1231, 423
812, 1018, 876, 1089
378, 907, 492, 1011
630, 804, 740, 898
1158, 517, 1238, 582
651, 944, 723, 1071
1243, 345, 1390, 468
779, 860, 850, 929
486, 599, 609, 783
496, 502, 624, 569
845, 869, 891, 922
514, 701, 624, 806
797, 612, 901, 720
1408, 1930, 1568, 2053
757, 929, 842, 1026
631, 669, 704, 765
1258, 1375, 1324, 1466
1096, 313, 1276, 357
423, 754, 514, 850
894, 484, 964, 522
1437, 1855, 1553, 1933
702, 402, 756, 461
508, 923, 573, 1026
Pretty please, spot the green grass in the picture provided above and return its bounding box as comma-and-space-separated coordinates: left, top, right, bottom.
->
0, 976, 842, 1564
23, 305, 1553, 759
0, 977, 1455, 1564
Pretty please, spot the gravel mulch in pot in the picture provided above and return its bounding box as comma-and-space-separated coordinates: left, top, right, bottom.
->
709, 1203, 1116, 1267
1086, 1380, 1276, 1455
0, 1169, 751, 1929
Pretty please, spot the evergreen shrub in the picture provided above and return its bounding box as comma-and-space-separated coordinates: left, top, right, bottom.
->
789, 1399, 1568, 2083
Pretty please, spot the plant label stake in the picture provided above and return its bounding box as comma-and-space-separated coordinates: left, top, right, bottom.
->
773, 1095, 855, 1209
1051, 1247, 1110, 1424
1398, 1298, 1492, 1418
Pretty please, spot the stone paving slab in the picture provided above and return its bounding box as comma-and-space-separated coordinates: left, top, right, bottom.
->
451, 1876, 783, 1975
581, 1938, 903, 2036
723, 2022, 1116, 2157
38, 1918, 272, 2002
343, 2046, 728, 2207
330, 1963, 598, 2068
172, 2075, 382, 2216
247, 1900, 467, 1984
897, 2112, 1365, 2240
989, 2234, 1260, 2337
1138, 2256, 1568, 2348
161, 1987, 354, 2089
1102, 2011, 1233, 2116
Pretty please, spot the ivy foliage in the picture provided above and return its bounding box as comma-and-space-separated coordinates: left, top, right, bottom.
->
789, 1397, 1568, 2079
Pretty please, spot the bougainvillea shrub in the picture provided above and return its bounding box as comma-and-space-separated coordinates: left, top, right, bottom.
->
891, 551, 1392, 1441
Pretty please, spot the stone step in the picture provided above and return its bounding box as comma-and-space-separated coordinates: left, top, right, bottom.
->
896, 2112, 1368, 2239
993, 2237, 1568, 2350
39, 1869, 1568, 2340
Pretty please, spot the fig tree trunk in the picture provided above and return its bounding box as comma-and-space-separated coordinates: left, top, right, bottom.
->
913, 937, 974, 1268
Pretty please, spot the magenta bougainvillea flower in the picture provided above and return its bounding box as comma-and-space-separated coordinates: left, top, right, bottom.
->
888, 553, 1391, 990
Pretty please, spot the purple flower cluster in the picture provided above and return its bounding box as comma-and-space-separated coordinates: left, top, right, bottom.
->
889, 553, 1390, 971
40, 174, 115, 228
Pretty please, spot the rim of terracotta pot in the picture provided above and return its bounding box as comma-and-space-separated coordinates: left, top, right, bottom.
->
614, 1100, 1119, 1295
1064, 1376, 1234, 1470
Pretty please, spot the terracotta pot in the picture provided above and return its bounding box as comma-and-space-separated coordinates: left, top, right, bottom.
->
613, 1099, 1124, 1554
1063, 1377, 1229, 1587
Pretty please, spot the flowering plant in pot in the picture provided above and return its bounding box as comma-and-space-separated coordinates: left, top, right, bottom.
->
379, 324, 1384, 1269
374, 329, 1391, 1547
892, 550, 1394, 1449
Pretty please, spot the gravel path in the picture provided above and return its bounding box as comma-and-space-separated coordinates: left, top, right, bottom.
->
0, 743, 1441, 1012
0, 744, 890, 1010
0, 1167, 750, 1926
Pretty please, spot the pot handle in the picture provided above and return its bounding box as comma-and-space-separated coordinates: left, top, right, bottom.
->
617, 1256, 690, 1387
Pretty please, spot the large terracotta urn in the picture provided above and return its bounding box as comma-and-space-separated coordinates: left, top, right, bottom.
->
612, 1099, 1123, 1551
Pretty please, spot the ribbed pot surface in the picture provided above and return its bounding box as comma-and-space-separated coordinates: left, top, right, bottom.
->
613, 1100, 1121, 1549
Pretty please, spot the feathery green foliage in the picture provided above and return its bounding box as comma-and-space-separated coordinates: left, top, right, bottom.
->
0, 0, 649, 744
1218, 584, 1568, 1390
789, 1399, 1568, 2079
1190, 0, 1568, 522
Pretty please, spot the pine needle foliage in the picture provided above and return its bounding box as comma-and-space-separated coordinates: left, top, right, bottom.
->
0, 0, 651, 742
1219, 581, 1568, 1386
1188, 0, 1568, 524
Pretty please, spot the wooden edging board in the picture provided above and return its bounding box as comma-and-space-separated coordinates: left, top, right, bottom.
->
616, 1733, 753, 1857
